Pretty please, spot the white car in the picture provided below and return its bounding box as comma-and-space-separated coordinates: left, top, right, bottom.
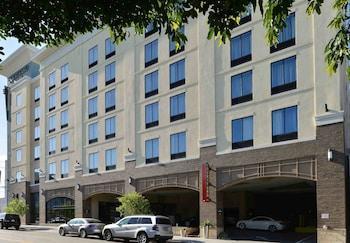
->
236, 216, 287, 232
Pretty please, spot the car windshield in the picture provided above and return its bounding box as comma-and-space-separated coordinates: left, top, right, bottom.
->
86, 219, 101, 223
156, 218, 171, 225
6, 214, 19, 220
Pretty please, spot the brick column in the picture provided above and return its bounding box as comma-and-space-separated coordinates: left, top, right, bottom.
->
39, 175, 46, 224
74, 166, 83, 218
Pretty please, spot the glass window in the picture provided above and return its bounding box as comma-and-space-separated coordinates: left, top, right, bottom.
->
16, 149, 22, 162
140, 217, 152, 224
271, 56, 296, 94
232, 116, 253, 149
105, 117, 116, 138
16, 94, 22, 107
88, 71, 98, 92
170, 132, 186, 159
128, 217, 139, 224
61, 110, 69, 127
230, 31, 251, 65
61, 159, 69, 178
88, 45, 98, 67
16, 130, 22, 144
34, 168, 40, 184
48, 71, 56, 88
145, 70, 158, 98
145, 40, 158, 66
145, 138, 159, 164
49, 137, 56, 154
61, 63, 69, 81
170, 59, 185, 88
61, 86, 68, 105
105, 62, 116, 83
34, 126, 40, 140
170, 93, 186, 121
89, 152, 99, 173
61, 132, 69, 151
34, 106, 40, 120
272, 106, 298, 142
169, 26, 185, 55
88, 96, 98, 117
231, 70, 252, 105
105, 89, 116, 111
278, 13, 295, 44
49, 94, 56, 110
88, 122, 98, 143
105, 148, 117, 170
145, 22, 156, 36
34, 86, 40, 101
16, 171, 22, 182
48, 162, 56, 180
16, 112, 22, 125
145, 102, 159, 128
48, 115, 56, 132
34, 145, 40, 160
105, 38, 116, 57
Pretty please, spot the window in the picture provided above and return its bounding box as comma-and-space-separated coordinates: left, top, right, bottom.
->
61, 159, 69, 178
16, 94, 22, 107
145, 138, 159, 164
272, 106, 298, 142
34, 106, 40, 121
170, 59, 185, 89
88, 45, 98, 68
140, 218, 152, 224
61, 63, 69, 83
145, 102, 159, 128
88, 122, 98, 144
61, 86, 68, 106
170, 132, 186, 160
105, 117, 116, 139
48, 115, 56, 133
271, 13, 295, 53
232, 116, 253, 149
234, 4, 252, 27
49, 137, 56, 155
105, 62, 116, 85
105, 89, 116, 112
61, 110, 69, 128
34, 126, 40, 141
145, 71, 158, 98
34, 86, 40, 102
145, 40, 158, 67
271, 56, 296, 94
230, 31, 252, 67
34, 168, 40, 184
231, 70, 252, 105
105, 149, 116, 170
16, 149, 22, 162
89, 152, 99, 173
16, 130, 22, 144
34, 145, 40, 160
16, 171, 22, 182
88, 96, 98, 118
145, 22, 157, 37
48, 71, 56, 90
61, 132, 69, 152
48, 162, 56, 180
169, 26, 185, 56
170, 93, 186, 122
49, 93, 56, 111
105, 38, 116, 59
16, 112, 22, 125
88, 71, 98, 93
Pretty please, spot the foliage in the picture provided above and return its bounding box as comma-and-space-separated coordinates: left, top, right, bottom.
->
5, 198, 29, 216
0, 0, 348, 74
116, 192, 152, 217
201, 219, 214, 227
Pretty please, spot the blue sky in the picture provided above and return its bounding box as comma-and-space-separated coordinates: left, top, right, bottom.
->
0, 38, 22, 161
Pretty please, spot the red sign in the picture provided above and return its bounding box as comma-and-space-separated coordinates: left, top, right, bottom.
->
202, 163, 209, 202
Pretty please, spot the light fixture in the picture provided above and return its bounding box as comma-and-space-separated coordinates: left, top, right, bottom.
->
128, 177, 133, 185
325, 104, 329, 112
76, 184, 81, 191
40, 189, 45, 194
21, 192, 25, 198
328, 149, 334, 162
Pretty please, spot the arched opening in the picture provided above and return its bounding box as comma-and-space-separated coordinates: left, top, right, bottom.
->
46, 197, 74, 223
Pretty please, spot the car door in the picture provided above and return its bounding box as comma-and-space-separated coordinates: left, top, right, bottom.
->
66, 219, 76, 233
124, 217, 140, 239
249, 217, 263, 229
112, 217, 130, 238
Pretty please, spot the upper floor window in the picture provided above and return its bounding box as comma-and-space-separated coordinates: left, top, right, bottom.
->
34, 145, 40, 160
34, 126, 40, 141
272, 106, 298, 143
88, 45, 98, 68
105, 116, 116, 139
170, 131, 186, 160
16, 149, 22, 162
145, 40, 158, 68
170, 59, 185, 89
105, 148, 117, 170
145, 70, 158, 98
105, 89, 116, 112
61, 63, 69, 83
230, 31, 252, 67
105, 38, 116, 59
48, 114, 56, 133
88, 122, 98, 144
16, 130, 22, 144
232, 116, 253, 149
34, 106, 40, 121
48, 162, 56, 180
61, 110, 69, 129
48, 71, 56, 90
88, 96, 98, 118
16, 112, 22, 125
34, 86, 40, 102
48, 137, 56, 155
61, 132, 69, 152
234, 4, 252, 27
271, 13, 295, 53
145, 102, 159, 129
61, 86, 69, 106
271, 56, 296, 95
169, 26, 185, 56
170, 93, 186, 122
231, 70, 252, 105
61, 159, 69, 178
16, 93, 22, 107
89, 152, 99, 173
48, 93, 56, 111
34, 168, 40, 184
145, 138, 159, 164
88, 71, 98, 93
105, 62, 116, 85
145, 22, 157, 37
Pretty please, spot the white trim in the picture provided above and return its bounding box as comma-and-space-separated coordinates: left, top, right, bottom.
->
199, 137, 217, 148
315, 111, 344, 127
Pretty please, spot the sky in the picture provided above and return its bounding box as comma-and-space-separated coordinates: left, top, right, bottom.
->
0, 38, 22, 162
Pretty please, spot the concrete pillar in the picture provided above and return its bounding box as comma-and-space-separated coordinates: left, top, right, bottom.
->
38, 176, 46, 224
74, 166, 83, 218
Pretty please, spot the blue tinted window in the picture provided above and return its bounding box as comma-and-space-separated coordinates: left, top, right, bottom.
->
88, 122, 98, 140
88, 71, 98, 91
232, 116, 253, 143
89, 152, 98, 171
145, 71, 158, 94
231, 31, 251, 60
145, 102, 159, 124
88, 96, 98, 115
105, 117, 116, 136
145, 138, 159, 159
170, 93, 185, 117
278, 13, 295, 43
61, 86, 68, 103
170, 59, 185, 84
105, 149, 117, 167
145, 40, 158, 63
169, 26, 185, 52
272, 106, 298, 136
170, 132, 186, 155
271, 56, 296, 88
105, 89, 116, 109
231, 71, 252, 99
105, 38, 116, 56
105, 62, 116, 82
88, 46, 98, 65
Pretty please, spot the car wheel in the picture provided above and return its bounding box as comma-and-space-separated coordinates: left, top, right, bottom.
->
238, 223, 246, 230
268, 225, 277, 232
15, 226, 20, 230
0, 223, 3, 229
137, 232, 148, 243
80, 229, 87, 238
104, 229, 113, 241
59, 227, 66, 236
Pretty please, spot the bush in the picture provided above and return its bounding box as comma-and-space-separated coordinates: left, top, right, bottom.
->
117, 192, 152, 216
5, 198, 29, 216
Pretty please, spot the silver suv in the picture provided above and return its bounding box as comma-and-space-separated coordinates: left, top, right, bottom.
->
102, 215, 173, 243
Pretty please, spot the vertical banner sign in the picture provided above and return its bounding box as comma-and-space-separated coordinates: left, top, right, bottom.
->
202, 163, 210, 202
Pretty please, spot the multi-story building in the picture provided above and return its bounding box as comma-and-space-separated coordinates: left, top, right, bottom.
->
1, 1, 349, 242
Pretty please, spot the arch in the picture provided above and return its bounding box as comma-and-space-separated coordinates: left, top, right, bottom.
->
139, 185, 199, 194
82, 181, 124, 200
46, 197, 75, 223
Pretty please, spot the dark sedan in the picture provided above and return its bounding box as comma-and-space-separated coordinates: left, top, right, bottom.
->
58, 218, 105, 238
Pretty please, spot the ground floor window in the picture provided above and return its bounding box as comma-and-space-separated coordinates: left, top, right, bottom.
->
30, 192, 39, 223
46, 197, 74, 223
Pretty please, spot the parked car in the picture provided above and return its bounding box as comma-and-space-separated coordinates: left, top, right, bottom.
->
49, 216, 67, 223
236, 216, 287, 232
102, 215, 173, 243
0, 213, 20, 230
58, 218, 105, 238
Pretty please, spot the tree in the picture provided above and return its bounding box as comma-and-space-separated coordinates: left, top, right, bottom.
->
5, 198, 29, 216
0, 0, 348, 75
116, 192, 152, 216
